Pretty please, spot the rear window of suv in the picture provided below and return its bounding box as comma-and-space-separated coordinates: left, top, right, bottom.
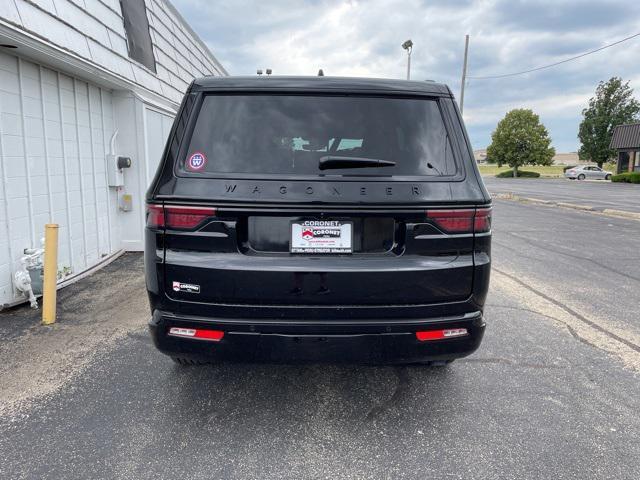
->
180, 94, 457, 178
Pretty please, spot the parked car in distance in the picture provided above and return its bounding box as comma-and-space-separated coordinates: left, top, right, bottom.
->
145, 76, 492, 366
565, 165, 612, 180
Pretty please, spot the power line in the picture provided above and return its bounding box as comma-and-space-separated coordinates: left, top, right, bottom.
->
467, 31, 640, 80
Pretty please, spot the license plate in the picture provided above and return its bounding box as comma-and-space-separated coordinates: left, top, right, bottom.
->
291, 220, 353, 253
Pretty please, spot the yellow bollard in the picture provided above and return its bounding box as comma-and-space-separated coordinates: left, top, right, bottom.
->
42, 224, 59, 325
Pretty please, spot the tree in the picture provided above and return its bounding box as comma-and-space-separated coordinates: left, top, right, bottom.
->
486, 109, 555, 177
578, 77, 640, 167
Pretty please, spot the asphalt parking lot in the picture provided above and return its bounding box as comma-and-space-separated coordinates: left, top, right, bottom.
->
1, 190, 639, 479
484, 176, 640, 213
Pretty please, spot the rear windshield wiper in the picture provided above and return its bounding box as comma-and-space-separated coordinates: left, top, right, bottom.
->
319, 156, 396, 170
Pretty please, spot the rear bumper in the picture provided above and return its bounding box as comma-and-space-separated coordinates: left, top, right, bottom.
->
148, 309, 485, 364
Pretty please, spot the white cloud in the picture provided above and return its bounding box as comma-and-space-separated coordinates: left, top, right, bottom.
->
172, 0, 640, 152
464, 90, 590, 126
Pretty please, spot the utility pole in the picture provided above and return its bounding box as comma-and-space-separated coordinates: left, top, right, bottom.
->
460, 34, 469, 114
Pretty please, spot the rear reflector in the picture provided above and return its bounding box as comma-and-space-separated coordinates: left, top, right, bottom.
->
146, 204, 217, 230
426, 207, 491, 234
416, 328, 468, 341
168, 327, 224, 341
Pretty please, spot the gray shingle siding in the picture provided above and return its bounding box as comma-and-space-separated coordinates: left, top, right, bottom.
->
3, 0, 226, 107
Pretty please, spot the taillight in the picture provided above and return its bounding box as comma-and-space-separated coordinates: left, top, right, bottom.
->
474, 207, 492, 233
146, 204, 164, 228
165, 205, 217, 229
426, 207, 491, 234
416, 328, 468, 341
146, 204, 217, 230
426, 209, 474, 233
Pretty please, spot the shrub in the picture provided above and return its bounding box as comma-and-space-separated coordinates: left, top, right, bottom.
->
611, 172, 640, 183
496, 170, 541, 178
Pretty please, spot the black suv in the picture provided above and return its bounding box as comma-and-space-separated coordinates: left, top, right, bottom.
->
145, 76, 491, 365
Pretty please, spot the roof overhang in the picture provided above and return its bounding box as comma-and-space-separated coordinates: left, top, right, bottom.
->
610, 123, 640, 150
0, 19, 179, 113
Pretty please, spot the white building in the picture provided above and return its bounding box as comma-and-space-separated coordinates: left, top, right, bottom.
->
0, 0, 227, 308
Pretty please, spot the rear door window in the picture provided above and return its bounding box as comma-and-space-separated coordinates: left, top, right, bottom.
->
180, 94, 458, 178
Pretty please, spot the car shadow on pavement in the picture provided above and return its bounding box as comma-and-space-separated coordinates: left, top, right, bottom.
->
155, 358, 462, 430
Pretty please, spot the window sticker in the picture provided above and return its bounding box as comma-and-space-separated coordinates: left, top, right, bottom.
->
186, 152, 207, 171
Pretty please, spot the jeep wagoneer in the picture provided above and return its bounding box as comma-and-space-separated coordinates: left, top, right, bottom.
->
145, 76, 491, 365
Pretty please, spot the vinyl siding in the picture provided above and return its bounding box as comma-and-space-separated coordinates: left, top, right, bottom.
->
6, 0, 226, 106
0, 50, 117, 305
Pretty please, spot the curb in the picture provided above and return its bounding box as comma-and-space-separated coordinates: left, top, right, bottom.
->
522, 197, 552, 205
556, 202, 595, 211
602, 209, 640, 220
492, 193, 640, 221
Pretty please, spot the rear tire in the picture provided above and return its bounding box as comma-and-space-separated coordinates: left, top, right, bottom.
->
605, 174, 611, 180
171, 356, 209, 366
578, 174, 585, 180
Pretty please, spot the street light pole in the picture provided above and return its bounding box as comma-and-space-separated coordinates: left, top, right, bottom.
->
402, 39, 413, 80
460, 34, 469, 114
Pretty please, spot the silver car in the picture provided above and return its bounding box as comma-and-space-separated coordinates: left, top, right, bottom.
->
565, 165, 613, 180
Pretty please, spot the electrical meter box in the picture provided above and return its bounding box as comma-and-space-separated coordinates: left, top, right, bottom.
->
107, 154, 124, 187
107, 155, 132, 187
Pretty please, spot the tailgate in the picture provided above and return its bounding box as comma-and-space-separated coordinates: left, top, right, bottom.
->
160, 205, 487, 306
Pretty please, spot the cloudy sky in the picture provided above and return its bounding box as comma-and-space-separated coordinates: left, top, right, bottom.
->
172, 0, 640, 152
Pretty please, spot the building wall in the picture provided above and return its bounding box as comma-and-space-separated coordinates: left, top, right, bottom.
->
3, 0, 226, 108
144, 107, 173, 186
0, 49, 118, 304
110, 92, 174, 252
0, 0, 226, 307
